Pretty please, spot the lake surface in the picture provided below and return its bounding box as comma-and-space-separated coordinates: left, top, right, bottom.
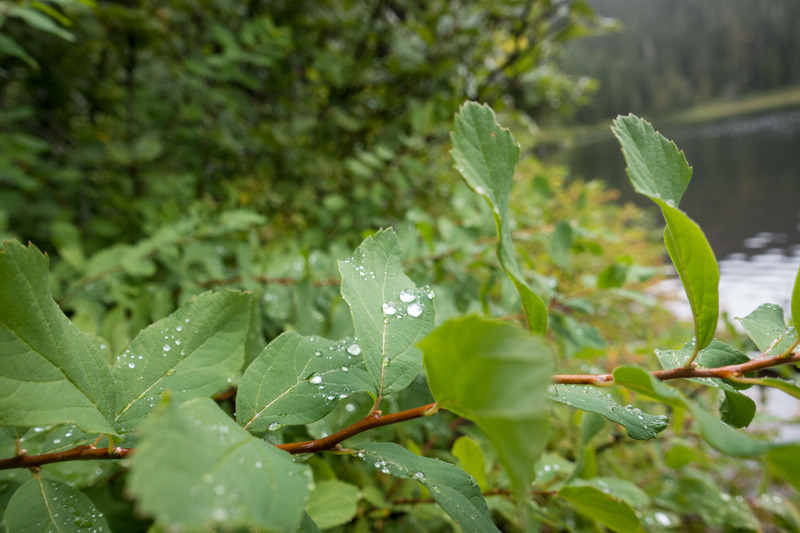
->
561, 106, 800, 322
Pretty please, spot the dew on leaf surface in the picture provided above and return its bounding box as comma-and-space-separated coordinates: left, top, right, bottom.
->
346, 343, 361, 355
382, 302, 397, 315
407, 302, 423, 317
399, 289, 416, 303
309, 373, 323, 385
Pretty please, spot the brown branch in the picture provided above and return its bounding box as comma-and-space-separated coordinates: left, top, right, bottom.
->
3, 350, 798, 471
0, 445, 131, 471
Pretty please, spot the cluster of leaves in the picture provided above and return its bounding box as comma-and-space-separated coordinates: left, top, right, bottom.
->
0, 0, 604, 253
3, 103, 800, 532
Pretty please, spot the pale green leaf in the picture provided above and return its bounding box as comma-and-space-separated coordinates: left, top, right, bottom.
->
305, 480, 360, 529
569, 477, 651, 508
339, 228, 434, 395
611, 114, 692, 205
420, 316, 553, 502
737, 303, 797, 354
558, 485, 641, 533
612, 115, 719, 353
128, 397, 311, 531
4, 478, 110, 532
8, 6, 75, 41
450, 102, 548, 334
113, 290, 250, 433
0, 241, 116, 435
613, 367, 771, 457
237, 332, 372, 433
451, 436, 487, 491
548, 384, 668, 440
355, 442, 500, 533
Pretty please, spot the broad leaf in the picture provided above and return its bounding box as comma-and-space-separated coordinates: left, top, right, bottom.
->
0, 241, 116, 435
305, 480, 360, 530
767, 445, 800, 492
613, 367, 771, 457
450, 102, 548, 334
548, 384, 668, 440
4, 478, 110, 532
451, 436, 488, 491
355, 442, 500, 533
737, 303, 797, 354
237, 332, 372, 433
793, 263, 800, 333
745, 377, 800, 401
113, 290, 250, 433
339, 229, 435, 395
558, 485, 641, 533
420, 316, 553, 502
128, 397, 311, 531
613, 115, 719, 354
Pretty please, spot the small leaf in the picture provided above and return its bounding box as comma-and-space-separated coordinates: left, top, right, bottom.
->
597, 263, 628, 289
4, 478, 110, 532
613, 367, 771, 457
237, 332, 372, 433
612, 115, 719, 354
450, 102, 548, 334
420, 316, 553, 502
128, 397, 311, 531
549, 221, 573, 270
548, 384, 668, 440
339, 229, 434, 395
355, 442, 501, 533
737, 303, 797, 354
0, 34, 38, 69
0, 241, 116, 434
451, 436, 488, 491
720, 389, 756, 428
558, 485, 641, 533
113, 291, 250, 433
767, 445, 800, 493
305, 480, 360, 529
570, 477, 651, 508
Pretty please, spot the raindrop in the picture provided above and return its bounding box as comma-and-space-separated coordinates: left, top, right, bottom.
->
176, 326, 182, 332
314, 349, 323, 357
268, 422, 281, 431
399, 289, 416, 303
407, 302, 423, 317
128, 363, 136, 369
309, 373, 323, 384
382, 302, 397, 315
654, 512, 671, 526
163, 344, 171, 352
345, 403, 356, 412
347, 343, 361, 355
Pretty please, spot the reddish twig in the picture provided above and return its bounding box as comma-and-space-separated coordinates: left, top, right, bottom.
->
0, 445, 131, 471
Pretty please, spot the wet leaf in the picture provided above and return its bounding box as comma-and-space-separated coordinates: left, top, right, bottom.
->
4, 478, 110, 533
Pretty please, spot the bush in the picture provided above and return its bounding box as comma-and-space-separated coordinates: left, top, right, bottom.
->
2, 104, 800, 532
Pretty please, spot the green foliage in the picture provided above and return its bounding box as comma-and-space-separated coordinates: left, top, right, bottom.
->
3, 98, 800, 533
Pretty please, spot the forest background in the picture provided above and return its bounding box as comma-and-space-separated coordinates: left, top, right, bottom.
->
3, 0, 800, 531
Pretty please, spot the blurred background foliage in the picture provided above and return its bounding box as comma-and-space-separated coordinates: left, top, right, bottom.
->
5, 1, 799, 531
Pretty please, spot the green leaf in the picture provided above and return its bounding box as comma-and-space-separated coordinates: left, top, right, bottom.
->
549, 221, 573, 270
237, 332, 372, 433
451, 436, 488, 491
558, 485, 641, 533
128, 397, 311, 531
767, 445, 800, 492
113, 290, 250, 433
612, 115, 719, 354
597, 263, 629, 289
355, 442, 500, 533
610, 114, 692, 205
720, 389, 756, 429
737, 303, 797, 354
420, 316, 553, 502
548, 384, 668, 440
8, 5, 75, 41
613, 367, 771, 457
0, 33, 39, 69
305, 480, 360, 529
4, 478, 110, 532
450, 102, 548, 334
0, 241, 116, 435
745, 377, 800, 400
339, 229, 435, 395
570, 477, 651, 508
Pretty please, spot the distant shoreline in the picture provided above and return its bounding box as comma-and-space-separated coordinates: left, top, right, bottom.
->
539, 85, 800, 149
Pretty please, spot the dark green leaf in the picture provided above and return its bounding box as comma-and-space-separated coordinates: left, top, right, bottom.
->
0, 241, 116, 434
237, 332, 372, 433
451, 102, 548, 334
548, 384, 668, 440
113, 291, 250, 433
128, 397, 311, 531
768, 445, 800, 493
339, 229, 435, 395
4, 478, 110, 532
420, 316, 553, 502
355, 442, 500, 533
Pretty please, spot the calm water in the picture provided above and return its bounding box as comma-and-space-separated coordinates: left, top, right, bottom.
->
562, 106, 800, 322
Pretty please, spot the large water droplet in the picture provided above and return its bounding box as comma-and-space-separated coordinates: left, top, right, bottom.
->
407, 302, 423, 317
399, 289, 416, 303
268, 422, 281, 431
163, 344, 171, 352
347, 343, 361, 355
309, 373, 323, 385
382, 302, 397, 315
